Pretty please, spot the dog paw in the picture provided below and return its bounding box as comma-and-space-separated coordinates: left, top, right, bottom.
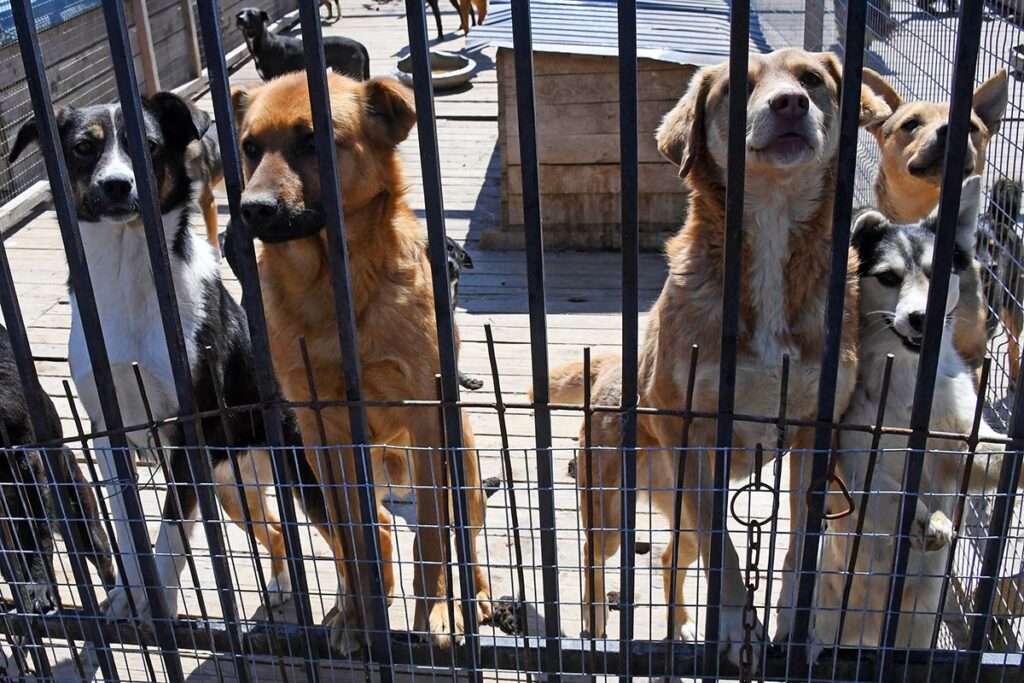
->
419, 600, 464, 649
324, 606, 364, 655
719, 605, 763, 672
482, 476, 502, 499
102, 584, 178, 624
485, 595, 524, 635
459, 374, 484, 391
264, 571, 293, 607
912, 510, 954, 553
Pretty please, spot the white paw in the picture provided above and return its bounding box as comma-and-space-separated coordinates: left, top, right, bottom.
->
772, 606, 794, 645
719, 606, 762, 671
323, 606, 363, 655
264, 571, 293, 607
912, 510, 954, 553
679, 620, 698, 642
103, 584, 178, 622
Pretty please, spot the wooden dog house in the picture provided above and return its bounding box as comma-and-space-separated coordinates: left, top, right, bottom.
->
473, 0, 770, 251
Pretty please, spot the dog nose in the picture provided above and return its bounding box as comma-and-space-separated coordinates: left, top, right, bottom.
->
240, 195, 281, 229
99, 178, 132, 201
769, 91, 809, 121
908, 311, 926, 334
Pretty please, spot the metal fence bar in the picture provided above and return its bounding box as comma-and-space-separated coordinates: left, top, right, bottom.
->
294, 0, 395, 667
99, 1, 255, 679
508, 0, 562, 676
193, 0, 322, 676
0, 238, 119, 681
878, 2, 986, 677
9, 0, 183, 677
616, 0, 640, 678
790, 0, 870, 662
401, 0, 483, 673
706, 0, 749, 676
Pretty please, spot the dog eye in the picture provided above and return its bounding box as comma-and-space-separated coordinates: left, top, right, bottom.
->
147, 139, 159, 155
242, 139, 260, 157
301, 133, 317, 154
874, 270, 901, 287
900, 118, 921, 134
799, 71, 822, 88
969, 122, 980, 133
72, 141, 94, 156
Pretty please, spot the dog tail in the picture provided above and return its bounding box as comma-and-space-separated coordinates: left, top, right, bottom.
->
532, 353, 619, 405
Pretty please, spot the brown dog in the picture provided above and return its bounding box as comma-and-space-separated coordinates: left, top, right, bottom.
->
232, 73, 491, 650
458, 0, 486, 33
861, 70, 1008, 373
184, 125, 223, 247
547, 50, 892, 666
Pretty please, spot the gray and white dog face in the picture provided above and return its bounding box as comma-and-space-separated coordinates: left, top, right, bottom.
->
852, 175, 982, 352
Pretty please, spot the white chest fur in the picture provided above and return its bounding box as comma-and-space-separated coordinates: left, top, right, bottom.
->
68, 209, 217, 423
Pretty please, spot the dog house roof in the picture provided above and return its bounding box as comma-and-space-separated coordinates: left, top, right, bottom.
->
470, 0, 772, 67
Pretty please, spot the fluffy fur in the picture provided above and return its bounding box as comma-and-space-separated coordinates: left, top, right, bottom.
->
812, 176, 1012, 654
9, 94, 328, 621
231, 72, 491, 651
545, 49, 894, 666
861, 69, 1009, 373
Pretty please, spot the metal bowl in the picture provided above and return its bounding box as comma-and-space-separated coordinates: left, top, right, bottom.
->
395, 49, 476, 91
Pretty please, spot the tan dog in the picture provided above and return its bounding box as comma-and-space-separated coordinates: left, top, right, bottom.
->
861, 69, 1008, 373
231, 72, 491, 651
459, 0, 487, 34
546, 50, 893, 666
184, 125, 223, 247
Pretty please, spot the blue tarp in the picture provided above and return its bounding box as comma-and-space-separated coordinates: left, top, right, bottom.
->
0, 0, 102, 46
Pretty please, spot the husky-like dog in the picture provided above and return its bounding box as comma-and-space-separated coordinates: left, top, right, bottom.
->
812, 176, 1010, 654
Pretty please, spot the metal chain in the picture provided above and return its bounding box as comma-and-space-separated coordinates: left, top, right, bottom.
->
730, 444, 778, 683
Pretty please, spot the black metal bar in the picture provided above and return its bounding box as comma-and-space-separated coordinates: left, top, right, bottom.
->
790, 0, 870, 663
508, 0, 562, 676
9, 0, 182, 676
616, 1, 640, 678
706, 0, 749, 675
964, 375, 1024, 675
878, 2, 985, 675
2, 612, 1023, 682
294, 0, 392, 663
99, 1, 255, 679
192, 1, 322, 676
401, 0, 482, 672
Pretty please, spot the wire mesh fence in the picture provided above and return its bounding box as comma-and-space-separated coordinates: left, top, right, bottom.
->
0, 0, 1021, 681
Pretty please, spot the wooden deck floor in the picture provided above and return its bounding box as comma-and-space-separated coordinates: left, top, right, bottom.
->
1, 0, 1021, 679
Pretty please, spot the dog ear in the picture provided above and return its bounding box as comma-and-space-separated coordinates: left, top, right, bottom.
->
365, 77, 417, 147
860, 68, 900, 129
656, 67, 711, 179
148, 92, 211, 150
972, 69, 1008, 135
8, 108, 66, 164
231, 84, 259, 132
850, 209, 887, 250
954, 175, 983, 253
260, 10, 269, 24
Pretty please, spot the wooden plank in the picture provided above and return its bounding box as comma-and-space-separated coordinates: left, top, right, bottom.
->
502, 63, 694, 105
503, 98, 677, 137
505, 162, 683, 195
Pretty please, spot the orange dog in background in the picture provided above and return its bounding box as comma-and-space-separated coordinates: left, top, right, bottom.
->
232, 72, 491, 651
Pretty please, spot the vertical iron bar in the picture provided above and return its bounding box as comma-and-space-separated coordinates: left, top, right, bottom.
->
965, 378, 1024, 674
401, 0, 482, 671
705, 0, 749, 676
508, 0, 561, 676
484, 324, 534, 678
617, 1, 640, 679
9, 0, 181, 676
790, 0, 869, 664
0, 233, 118, 681
294, 0, 392, 664
99, 1, 255, 678
193, 1, 322, 675
878, 3, 985, 676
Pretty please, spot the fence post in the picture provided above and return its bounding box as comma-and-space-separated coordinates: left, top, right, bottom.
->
131, 0, 161, 94
180, 0, 203, 79
804, 0, 824, 51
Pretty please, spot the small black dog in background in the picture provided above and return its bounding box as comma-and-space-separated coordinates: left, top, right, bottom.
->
236, 8, 370, 81
0, 325, 115, 613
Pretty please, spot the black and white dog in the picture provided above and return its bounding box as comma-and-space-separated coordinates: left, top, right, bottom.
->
812, 176, 1011, 655
0, 324, 114, 613
9, 93, 328, 621
236, 8, 370, 81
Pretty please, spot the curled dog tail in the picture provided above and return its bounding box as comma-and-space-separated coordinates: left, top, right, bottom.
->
531, 353, 619, 405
